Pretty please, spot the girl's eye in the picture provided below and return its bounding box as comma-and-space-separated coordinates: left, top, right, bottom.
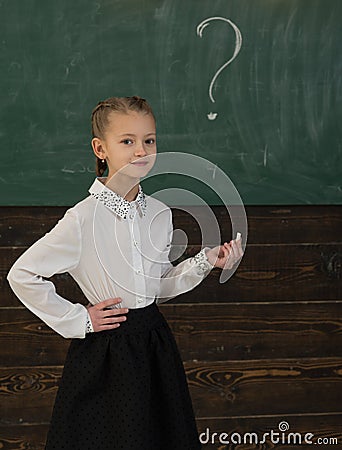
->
145, 138, 155, 145
121, 139, 133, 145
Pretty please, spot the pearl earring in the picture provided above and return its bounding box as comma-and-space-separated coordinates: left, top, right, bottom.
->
102, 159, 105, 163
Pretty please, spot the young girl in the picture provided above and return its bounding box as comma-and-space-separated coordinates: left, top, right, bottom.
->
7, 96, 243, 450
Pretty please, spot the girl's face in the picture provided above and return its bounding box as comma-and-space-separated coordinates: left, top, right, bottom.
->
92, 110, 157, 180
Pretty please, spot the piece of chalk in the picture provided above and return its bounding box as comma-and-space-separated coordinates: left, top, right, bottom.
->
236, 232, 241, 240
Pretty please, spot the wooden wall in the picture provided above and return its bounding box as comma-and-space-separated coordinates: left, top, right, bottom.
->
1, 205, 341, 449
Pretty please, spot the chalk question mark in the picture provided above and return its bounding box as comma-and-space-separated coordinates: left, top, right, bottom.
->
196, 16, 242, 120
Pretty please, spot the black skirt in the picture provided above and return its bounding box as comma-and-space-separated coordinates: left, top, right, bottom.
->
45, 301, 202, 450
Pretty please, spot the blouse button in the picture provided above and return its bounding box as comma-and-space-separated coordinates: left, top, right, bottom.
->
137, 297, 143, 303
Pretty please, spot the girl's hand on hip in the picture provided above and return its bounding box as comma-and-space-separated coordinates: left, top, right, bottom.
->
206, 237, 244, 270
86, 297, 129, 332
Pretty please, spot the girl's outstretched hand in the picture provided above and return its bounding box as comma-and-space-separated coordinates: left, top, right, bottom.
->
206, 236, 244, 270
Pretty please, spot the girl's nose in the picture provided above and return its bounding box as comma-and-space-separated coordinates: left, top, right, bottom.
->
135, 143, 147, 156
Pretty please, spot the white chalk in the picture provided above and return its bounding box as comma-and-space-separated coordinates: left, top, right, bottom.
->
236, 232, 241, 240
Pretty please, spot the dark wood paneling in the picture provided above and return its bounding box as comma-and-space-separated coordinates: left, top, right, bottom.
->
1, 302, 342, 366
1, 205, 341, 449
0, 366, 58, 424
164, 302, 342, 362
1, 358, 341, 425
187, 358, 342, 417
0, 425, 48, 450
0, 308, 70, 366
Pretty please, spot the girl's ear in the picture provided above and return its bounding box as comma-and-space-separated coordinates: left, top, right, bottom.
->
91, 138, 106, 160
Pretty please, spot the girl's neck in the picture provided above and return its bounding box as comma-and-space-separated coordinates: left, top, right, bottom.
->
103, 173, 140, 202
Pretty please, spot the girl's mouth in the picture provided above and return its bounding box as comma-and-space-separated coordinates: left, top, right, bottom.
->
131, 161, 148, 166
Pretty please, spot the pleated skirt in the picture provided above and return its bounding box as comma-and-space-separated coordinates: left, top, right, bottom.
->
45, 300, 202, 450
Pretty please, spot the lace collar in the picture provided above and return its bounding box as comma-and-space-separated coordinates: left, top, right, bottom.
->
88, 177, 147, 219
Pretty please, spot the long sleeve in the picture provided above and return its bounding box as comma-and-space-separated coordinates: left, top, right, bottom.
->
156, 209, 215, 305
6, 208, 88, 339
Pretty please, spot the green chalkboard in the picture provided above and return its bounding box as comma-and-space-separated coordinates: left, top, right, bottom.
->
0, 0, 341, 205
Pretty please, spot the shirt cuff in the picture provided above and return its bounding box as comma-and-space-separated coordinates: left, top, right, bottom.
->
85, 311, 94, 334
193, 247, 215, 273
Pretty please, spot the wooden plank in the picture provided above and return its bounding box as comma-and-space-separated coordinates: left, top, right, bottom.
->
1, 358, 341, 424
1, 302, 342, 366
171, 204, 342, 245
0, 425, 48, 450
0, 366, 58, 424
2, 242, 341, 307
1, 205, 341, 247
0, 308, 70, 366
1, 414, 341, 450
163, 302, 342, 362
188, 358, 342, 418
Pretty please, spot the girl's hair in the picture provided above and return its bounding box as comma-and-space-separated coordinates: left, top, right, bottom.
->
91, 96, 156, 177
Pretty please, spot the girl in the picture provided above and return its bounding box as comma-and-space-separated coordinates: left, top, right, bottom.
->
7, 96, 243, 450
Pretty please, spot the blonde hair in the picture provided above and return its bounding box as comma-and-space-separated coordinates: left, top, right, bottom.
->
91, 96, 156, 176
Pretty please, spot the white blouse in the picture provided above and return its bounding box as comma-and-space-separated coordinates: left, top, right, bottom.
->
7, 177, 214, 339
